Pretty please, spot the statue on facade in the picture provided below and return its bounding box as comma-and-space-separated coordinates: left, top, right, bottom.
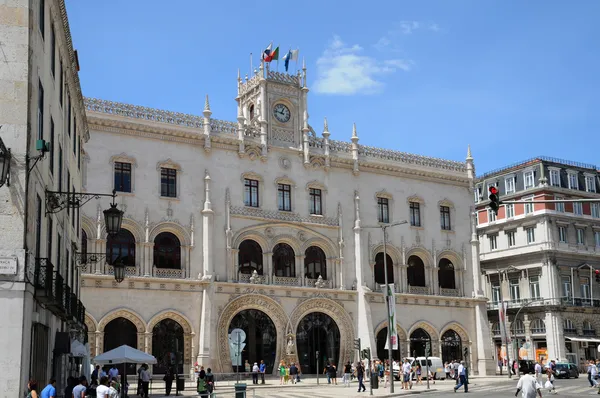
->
286, 335, 295, 355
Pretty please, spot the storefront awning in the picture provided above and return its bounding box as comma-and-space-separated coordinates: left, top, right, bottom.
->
565, 337, 600, 343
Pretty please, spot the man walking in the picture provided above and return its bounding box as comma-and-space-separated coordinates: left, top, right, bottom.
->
356, 361, 366, 393
259, 360, 266, 384
453, 360, 468, 393
515, 369, 542, 398
40, 379, 56, 398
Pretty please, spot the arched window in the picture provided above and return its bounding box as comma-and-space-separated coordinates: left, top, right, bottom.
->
563, 318, 576, 334
81, 229, 88, 261
491, 322, 501, 336
409, 328, 431, 357
238, 240, 263, 275
583, 320, 595, 336
154, 232, 181, 269
249, 104, 255, 120
530, 319, 546, 334
152, 319, 184, 374
305, 246, 327, 279
104, 317, 137, 374
441, 330, 462, 363
374, 252, 394, 285
438, 258, 456, 289
273, 243, 295, 277
106, 229, 136, 267
512, 319, 525, 335
407, 255, 426, 287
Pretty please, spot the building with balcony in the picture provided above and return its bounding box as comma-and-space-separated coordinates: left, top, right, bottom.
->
0, 0, 89, 396
475, 156, 600, 368
78, 61, 496, 378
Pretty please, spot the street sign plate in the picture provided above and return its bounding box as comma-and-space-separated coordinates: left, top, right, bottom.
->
0, 257, 17, 275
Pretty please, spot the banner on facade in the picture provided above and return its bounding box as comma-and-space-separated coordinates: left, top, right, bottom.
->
384, 284, 399, 350
498, 301, 511, 344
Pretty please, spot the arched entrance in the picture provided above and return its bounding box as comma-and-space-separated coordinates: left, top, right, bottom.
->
229, 309, 277, 373
375, 327, 402, 361
296, 312, 340, 374
104, 317, 137, 374
410, 328, 431, 357
152, 319, 184, 374
441, 329, 462, 363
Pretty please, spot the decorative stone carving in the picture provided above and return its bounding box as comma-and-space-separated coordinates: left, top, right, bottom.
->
265, 228, 275, 238
156, 158, 182, 172
230, 206, 339, 226
297, 231, 306, 242
439, 322, 470, 343
279, 157, 291, 170
272, 128, 294, 143
286, 334, 296, 355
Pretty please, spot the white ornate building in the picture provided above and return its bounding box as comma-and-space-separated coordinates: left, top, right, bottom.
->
79, 61, 495, 377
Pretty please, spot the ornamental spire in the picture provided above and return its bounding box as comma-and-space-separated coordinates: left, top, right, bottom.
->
466, 144, 473, 161
351, 122, 359, 142
204, 94, 211, 112
323, 117, 329, 133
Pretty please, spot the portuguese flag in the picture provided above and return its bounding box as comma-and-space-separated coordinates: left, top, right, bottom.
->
264, 46, 279, 62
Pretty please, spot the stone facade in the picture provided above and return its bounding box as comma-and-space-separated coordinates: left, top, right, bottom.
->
475, 156, 600, 369
0, 0, 88, 396
79, 62, 495, 377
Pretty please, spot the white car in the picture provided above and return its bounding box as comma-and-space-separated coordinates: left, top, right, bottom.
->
392, 357, 445, 381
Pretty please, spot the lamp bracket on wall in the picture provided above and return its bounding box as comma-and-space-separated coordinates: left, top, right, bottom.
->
74, 252, 109, 266
45, 190, 117, 214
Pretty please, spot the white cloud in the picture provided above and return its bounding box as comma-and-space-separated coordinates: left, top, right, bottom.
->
314, 36, 412, 95
375, 21, 441, 51
399, 21, 420, 34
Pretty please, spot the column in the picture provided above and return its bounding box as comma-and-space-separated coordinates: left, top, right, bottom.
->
180, 246, 189, 278
197, 284, 216, 370
432, 266, 439, 295
545, 311, 565, 360
399, 264, 407, 293
230, 249, 239, 282
95, 239, 106, 274
297, 255, 305, 285
202, 171, 214, 279
264, 252, 272, 284
142, 243, 153, 277
137, 242, 144, 276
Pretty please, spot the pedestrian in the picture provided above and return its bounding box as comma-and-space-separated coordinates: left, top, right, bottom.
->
544, 363, 555, 394
278, 360, 286, 385
445, 362, 451, 379
72, 376, 88, 398
514, 369, 542, 398
163, 366, 174, 396
196, 372, 208, 398
95, 376, 110, 398
401, 358, 411, 390
40, 379, 56, 398
324, 362, 331, 384
289, 362, 299, 384
26, 379, 38, 398
499, 359, 503, 376
259, 360, 266, 384
453, 360, 468, 393
139, 364, 152, 398
205, 368, 215, 394
589, 360, 599, 387
252, 362, 259, 384
328, 362, 337, 385
343, 361, 352, 387
356, 361, 366, 392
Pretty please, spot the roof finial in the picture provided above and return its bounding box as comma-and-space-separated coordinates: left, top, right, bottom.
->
302, 57, 306, 70
466, 144, 473, 161
204, 94, 211, 112
324, 117, 329, 132
352, 122, 358, 139
237, 68, 241, 81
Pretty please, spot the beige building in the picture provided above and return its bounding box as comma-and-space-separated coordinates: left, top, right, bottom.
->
0, 0, 89, 396
79, 61, 495, 378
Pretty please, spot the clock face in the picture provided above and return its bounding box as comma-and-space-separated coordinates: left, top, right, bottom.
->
273, 104, 291, 123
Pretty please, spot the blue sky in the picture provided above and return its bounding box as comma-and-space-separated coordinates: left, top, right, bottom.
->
65, 0, 600, 174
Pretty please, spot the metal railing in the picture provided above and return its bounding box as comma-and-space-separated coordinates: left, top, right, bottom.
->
487, 297, 600, 310
34, 258, 55, 303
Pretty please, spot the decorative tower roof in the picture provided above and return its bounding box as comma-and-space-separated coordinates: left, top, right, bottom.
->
351, 123, 359, 143
322, 117, 330, 138
204, 94, 211, 112
466, 144, 473, 161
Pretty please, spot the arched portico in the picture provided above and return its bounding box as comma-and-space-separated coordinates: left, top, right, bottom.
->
147, 310, 194, 373
98, 309, 146, 353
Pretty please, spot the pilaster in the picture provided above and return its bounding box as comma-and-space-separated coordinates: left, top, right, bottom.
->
201, 171, 214, 279
545, 311, 565, 360
203, 95, 212, 152
198, 284, 216, 369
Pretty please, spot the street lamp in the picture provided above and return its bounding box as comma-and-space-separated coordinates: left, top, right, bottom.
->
113, 258, 126, 284
0, 130, 11, 188
103, 192, 124, 237
362, 220, 408, 393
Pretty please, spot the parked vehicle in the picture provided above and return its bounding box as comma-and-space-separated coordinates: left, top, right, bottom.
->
519, 360, 536, 374
392, 357, 445, 381
554, 362, 579, 379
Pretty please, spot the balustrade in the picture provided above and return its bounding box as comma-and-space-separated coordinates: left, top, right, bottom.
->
408, 285, 430, 295
272, 276, 301, 286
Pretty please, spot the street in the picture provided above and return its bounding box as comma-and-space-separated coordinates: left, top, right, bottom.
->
148, 376, 600, 397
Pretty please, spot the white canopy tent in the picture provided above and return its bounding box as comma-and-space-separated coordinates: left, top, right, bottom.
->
93, 345, 157, 365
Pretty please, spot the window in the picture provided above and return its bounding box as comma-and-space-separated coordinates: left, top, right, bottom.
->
555, 196, 564, 212
530, 319, 546, 334
50, 24, 56, 75
564, 319, 576, 334
72, 116, 77, 155
71, 185, 76, 229
573, 202, 583, 215
114, 162, 132, 193
576, 228, 585, 245
440, 206, 451, 230
35, 195, 42, 259
377, 197, 389, 223
549, 169, 560, 187
595, 231, 600, 247
49, 118, 54, 175
153, 232, 181, 269
244, 179, 259, 207
160, 168, 177, 198
474, 186, 482, 203
505, 176, 515, 194
509, 279, 520, 301
37, 80, 44, 140
78, 138, 81, 170
529, 276, 540, 299
67, 95, 71, 136
489, 234, 498, 250
39, 0, 45, 38
585, 175, 596, 193
526, 227, 535, 244
107, 229, 136, 267
568, 173, 578, 189
47, 218, 53, 260
558, 226, 567, 243
309, 188, 322, 215
591, 203, 600, 218
81, 230, 87, 263
524, 170, 534, 189
505, 204, 514, 218
409, 202, 421, 227
66, 171, 70, 218
562, 276, 571, 298
56, 233, 61, 272
57, 146, 62, 192
249, 104, 254, 120
581, 277, 590, 299
277, 184, 292, 211
491, 284, 501, 303
488, 208, 497, 222
524, 196, 533, 215
58, 61, 62, 107
507, 230, 516, 247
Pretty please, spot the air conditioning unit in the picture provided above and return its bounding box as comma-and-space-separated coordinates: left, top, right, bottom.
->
581, 341, 589, 348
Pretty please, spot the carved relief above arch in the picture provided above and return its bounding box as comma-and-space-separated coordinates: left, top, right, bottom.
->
436, 250, 463, 269
439, 322, 471, 343
274, 175, 296, 188
300, 238, 337, 258
240, 171, 264, 183
272, 234, 301, 254
156, 158, 182, 172
406, 194, 425, 204
232, 230, 270, 252
217, 294, 288, 374
101, 217, 145, 243
147, 310, 194, 370
438, 198, 455, 208
289, 298, 355, 373
408, 321, 440, 342
305, 180, 327, 193
81, 215, 96, 240
374, 320, 407, 342
109, 153, 137, 167
98, 309, 146, 354
370, 243, 402, 265
244, 146, 263, 161
405, 248, 434, 267
375, 189, 393, 200
85, 313, 98, 332
149, 221, 191, 246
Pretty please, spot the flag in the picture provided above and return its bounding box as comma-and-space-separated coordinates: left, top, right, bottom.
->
262, 43, 273, 60
499, 301, 511, 345
264, 46, 279, 63
282, 49, 299, 72
383, 284, 399, 350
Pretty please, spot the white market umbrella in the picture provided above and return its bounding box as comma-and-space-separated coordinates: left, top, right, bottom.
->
93, 344, 157, 365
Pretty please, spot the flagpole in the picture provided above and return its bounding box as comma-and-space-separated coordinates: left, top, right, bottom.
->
276, 44, 280, 72
250, 52, 253, 76
295, 48, 299, 73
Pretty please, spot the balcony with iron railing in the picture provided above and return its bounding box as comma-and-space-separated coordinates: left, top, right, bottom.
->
486, 296, 600, 311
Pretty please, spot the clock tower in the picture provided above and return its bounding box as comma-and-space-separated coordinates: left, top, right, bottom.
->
235, 60, 310, 161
